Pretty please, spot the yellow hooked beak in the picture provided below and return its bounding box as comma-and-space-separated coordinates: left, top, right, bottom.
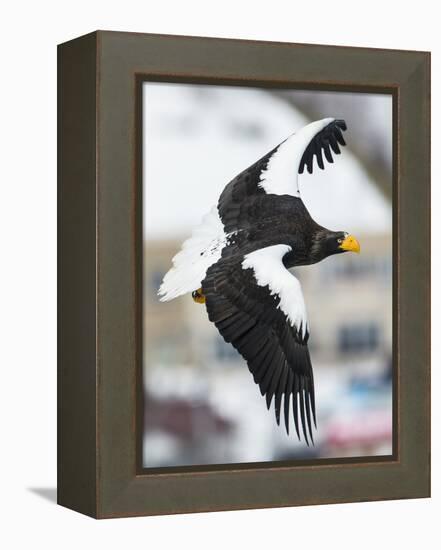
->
339, 234, 360, 254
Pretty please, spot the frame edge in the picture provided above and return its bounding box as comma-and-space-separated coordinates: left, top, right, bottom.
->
57, 31, 99, 518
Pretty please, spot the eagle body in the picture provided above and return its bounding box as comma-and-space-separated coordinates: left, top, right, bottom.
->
158, 118, 360, 444
221, 195, 324, 267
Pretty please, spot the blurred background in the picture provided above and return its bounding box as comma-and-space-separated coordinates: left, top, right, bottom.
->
142, 83, 393, 468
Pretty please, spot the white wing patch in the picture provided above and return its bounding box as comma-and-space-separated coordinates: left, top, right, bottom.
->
242, 245, 308, 337
259, 117, 334, 197
158, 206, 230, 302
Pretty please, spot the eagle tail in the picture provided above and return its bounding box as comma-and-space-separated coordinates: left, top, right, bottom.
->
158, 206, 227, 301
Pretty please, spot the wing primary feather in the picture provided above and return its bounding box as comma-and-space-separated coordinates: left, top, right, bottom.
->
334, 127, 346, 146
274, 363, 288, 426
299, 386, 309, 446
293, 374, 301, 441
265, 392, 272, 410
306, 152, 314, 174
284, 370, 293, 434
268, 352, 285, 400
304, 381, 314, 444
315, 145, 324, 170
306, 354, 317, 428
297, 119, 347, 175
259, 349, 279, 397
323, 142, 334, 163
329, 134, 341, 155
252, 340, 278, 384
264, 352, 285, 409
310, 388, 317, 429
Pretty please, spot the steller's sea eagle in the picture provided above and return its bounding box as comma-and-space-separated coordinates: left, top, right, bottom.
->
158, 118, 360, 444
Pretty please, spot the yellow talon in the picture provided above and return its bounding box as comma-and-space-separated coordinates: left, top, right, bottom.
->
192, 288, 206, 304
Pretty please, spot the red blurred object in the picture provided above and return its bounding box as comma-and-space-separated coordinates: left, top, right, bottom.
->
325, 410, 392, 448
145, 392, 233, 441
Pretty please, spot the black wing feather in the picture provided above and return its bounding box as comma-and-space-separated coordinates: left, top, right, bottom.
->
292, 374, 301, 440
284, 370, 294, 434
299, 119, 347, 174
275, 366, 288, 425
334, 126, 346, 146
216, 119, 347, 234
299, 385, 309, 445
217, 146, 276, 233
314, 141, 325, 170
202, 255, 316, 443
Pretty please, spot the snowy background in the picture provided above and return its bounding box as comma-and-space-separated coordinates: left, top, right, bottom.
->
144, 84, 391, 238
142, 82, 393, 467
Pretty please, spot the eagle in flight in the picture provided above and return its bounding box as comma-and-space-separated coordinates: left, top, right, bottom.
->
158, 118, 360, 445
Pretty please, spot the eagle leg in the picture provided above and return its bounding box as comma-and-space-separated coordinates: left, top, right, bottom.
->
192, 288, 206, 304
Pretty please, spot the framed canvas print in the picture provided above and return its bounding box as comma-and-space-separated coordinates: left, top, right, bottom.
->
58, 31, 430, 518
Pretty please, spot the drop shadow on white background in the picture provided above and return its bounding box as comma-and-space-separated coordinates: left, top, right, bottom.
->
28, 488, 57, 504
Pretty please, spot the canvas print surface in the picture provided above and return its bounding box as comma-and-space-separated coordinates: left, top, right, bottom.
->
142, 83, 393, 468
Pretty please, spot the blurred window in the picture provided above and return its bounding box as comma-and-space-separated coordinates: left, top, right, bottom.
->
320, 255, 392, 283
338, 323, 379, 354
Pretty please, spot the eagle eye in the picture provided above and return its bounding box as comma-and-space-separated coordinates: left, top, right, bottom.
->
337, 238, 343, 244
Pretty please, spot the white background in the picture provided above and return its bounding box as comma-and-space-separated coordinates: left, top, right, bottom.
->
0, 1, 438, 548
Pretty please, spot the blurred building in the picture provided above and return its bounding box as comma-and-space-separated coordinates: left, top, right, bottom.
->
145, 233, 392, 372
143, 232, 392, 466
300, 233, 392, 366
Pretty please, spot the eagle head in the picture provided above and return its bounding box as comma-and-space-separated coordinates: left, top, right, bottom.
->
310, 230, 360, 262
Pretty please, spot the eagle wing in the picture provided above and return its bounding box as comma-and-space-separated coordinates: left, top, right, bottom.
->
159, 118, 347, 302
218, 118, 347, 233
202, 244, 316, 443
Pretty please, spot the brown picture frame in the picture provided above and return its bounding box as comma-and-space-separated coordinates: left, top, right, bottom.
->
58, 30, 430, 518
